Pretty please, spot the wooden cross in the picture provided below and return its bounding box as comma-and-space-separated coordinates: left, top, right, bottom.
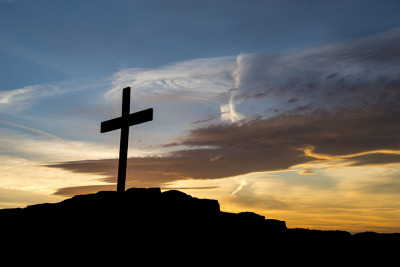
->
101, 87, 153, 192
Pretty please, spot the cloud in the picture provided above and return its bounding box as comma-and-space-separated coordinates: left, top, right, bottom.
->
346, 152, 400, 167
220, 88, 245, 123
300, 168, 316, 175
0, 126, 126, 163
48, 28, 400, 196
220, 55, 246, 123
191, 114, 218, 125
0, 119, 70, 146
209, 154, 222, 162
356, 176, 400, 195
0, 87, 34, 104
106, 55, 250, 124
0, 155, 109, 196
0, 80, 105, 115
49, 103, 400, 196
105, 56, 236, 103
231, 28, 400, 117
230, 179, 248, 196
0, 86, 40, 112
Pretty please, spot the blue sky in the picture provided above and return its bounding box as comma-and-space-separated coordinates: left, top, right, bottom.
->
2, 0, 400, 89
1, 0, 400, 233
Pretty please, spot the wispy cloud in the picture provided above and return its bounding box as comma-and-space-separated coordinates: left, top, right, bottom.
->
220, 54, 246, 123
0, 86, 41, 112
0, 119, 70, 146
0, 80, 104, 115
230, 179, 248, 196
106, 56, 236, 103
191, 114, 218, 125
106, 56, 252, 125
220, 88, 245, 123
0, 127, 127, 162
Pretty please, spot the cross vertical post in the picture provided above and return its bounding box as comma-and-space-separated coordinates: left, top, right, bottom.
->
100, 87, 153, 192
117, 87, 131, 192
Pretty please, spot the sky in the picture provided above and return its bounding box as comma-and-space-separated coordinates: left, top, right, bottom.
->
1, 0, 400, 233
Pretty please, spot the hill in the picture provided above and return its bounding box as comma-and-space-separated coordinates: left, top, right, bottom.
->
1, 188, 399, 262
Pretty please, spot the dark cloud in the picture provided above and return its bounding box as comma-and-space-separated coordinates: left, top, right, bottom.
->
286, 98, 299, 104
191, 114, 218, 125
50, 106, 400, 196
182, 108, 400, 157
234, 28, 400, 117
347, 153, 400, 167
300, 168, 316, 175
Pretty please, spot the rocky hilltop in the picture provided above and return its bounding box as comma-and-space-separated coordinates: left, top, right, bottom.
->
1, 188, 286, 238
1, 188, 398, 261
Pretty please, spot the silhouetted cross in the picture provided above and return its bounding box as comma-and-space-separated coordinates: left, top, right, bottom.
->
101, 87, 153, 192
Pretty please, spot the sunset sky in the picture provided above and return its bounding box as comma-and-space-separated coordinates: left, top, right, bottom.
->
1, 0, 400, 233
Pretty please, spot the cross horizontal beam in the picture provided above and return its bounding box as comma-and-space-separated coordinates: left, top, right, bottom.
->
100, 108, 153, 133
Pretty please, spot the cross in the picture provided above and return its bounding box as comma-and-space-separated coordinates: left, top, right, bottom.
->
101, 87, 153, 192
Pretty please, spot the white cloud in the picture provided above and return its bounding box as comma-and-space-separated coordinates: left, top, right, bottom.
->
0, 79, 109, 115
0, 85, 40, 112
106, 56, 237, 103
219, 54, 247, 123
0, 87, 34, 104
230, 179, 248, 196
106, 55, 252, 124
220, 94, 245, 123
0, 84, 61, 114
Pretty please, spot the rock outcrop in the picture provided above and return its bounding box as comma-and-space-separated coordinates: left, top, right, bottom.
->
0, 188, 398, 262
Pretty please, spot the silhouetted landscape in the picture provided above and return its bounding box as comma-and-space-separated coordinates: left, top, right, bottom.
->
1, 188, 398, 262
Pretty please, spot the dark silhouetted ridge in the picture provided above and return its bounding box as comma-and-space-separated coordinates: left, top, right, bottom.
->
1, 188, 398, 262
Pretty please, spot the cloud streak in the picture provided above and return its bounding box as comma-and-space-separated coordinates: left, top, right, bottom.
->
0, 86, 40, 112
230, 179, 248, 196
220, 54, 246, 123
0, 119, 70, 146
106, 56, 236, 103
